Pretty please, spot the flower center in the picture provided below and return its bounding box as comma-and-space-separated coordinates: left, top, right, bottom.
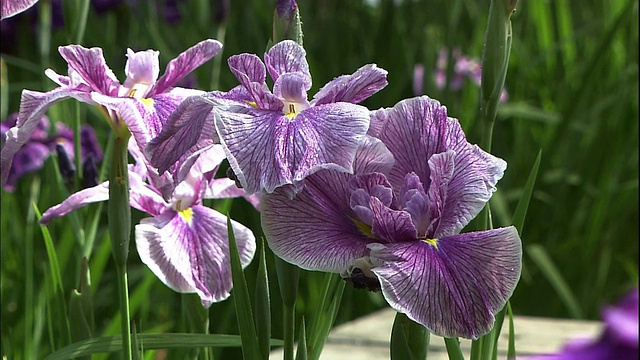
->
177, 207, 194, 225
282, 101, 308, 119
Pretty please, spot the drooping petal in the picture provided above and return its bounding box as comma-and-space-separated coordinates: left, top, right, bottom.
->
312, 64, 388, 106
1, 0, 38, 20
1, 88, 94, 187
135, 205, 256, 307
57, 45, 121, 96
150, 39, 223, 96
147, 94, 218, 174
262, 170, 372, 272
263, 40, 310, 83
370, 226, 522, 339
216, 101, 369, 195
40, 181, 110, 224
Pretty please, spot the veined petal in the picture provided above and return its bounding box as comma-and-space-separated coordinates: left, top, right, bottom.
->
369, 197, 417, 243
262, 170, 372, 272
40, 181, 110, 224
205, 178, 262, 211
147, 94, 217, 174
1, 88, 94, 187
228, 53, 267, 86
272, 72, 311, 103
227, 54, 282, 111
1, 0, 38, 20
370, 226, 522, 339
58, 45, 120, 96
150, 39, 223, 96
352, 135, 395, 176
216, 101, 369, 195
264, 40, 311, 83
135, 205, 256, 307
128, 169, 168, 216
312, 64, 388, 106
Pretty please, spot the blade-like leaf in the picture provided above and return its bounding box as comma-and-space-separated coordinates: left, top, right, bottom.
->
390, 312, 429, 360
254, 238, 272, 359
512, 150, 542, 233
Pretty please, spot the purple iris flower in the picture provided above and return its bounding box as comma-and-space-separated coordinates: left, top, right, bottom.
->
262, 95, 522, 339
0, 39, 222, 190
40, 141, 257, 306
1, 113, 102, 191
523, 288, 638, 360
147, 40, 389, 196
1, 0, 39, 20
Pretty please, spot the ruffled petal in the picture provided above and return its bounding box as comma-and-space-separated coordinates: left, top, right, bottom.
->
352, 135, 395, 176
135, 205, 256, 307
150, 39, 223, 96
263, 40, 311, 83
1, 88, 93, 187
40, 181, 110, 224
369, 197, 417, 243
262, 170, 372, 272
312, 64, 388, 106
1, 0, 38, 19
147, 94, 218, 174
399, 172, 431, 236
57, 45, 120, 96
370, 226, 522, 339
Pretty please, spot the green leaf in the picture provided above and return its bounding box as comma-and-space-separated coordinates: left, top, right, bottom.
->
44, 333, 284, 360
227, 216, 262, 359
295, 317, 308, 360
507, 302, 516, 360
307, 273, 345, 360
444, 337, 465, 360
255, 238, 272, 360
512, 150, 542, 233
390, 312, 429, 360
527, 244, 584, 318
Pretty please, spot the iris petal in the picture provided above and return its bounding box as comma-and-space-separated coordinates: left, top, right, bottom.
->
1, 0, 38, 20
312, 64, 388, 106
57, 45, 120, 95
40, 181, 110, 224
263, 40, 311, 83
370, 226, 522, 339
135, 205, 255, 307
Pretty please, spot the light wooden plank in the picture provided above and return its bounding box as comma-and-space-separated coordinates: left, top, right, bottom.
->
270, 308, 602, 360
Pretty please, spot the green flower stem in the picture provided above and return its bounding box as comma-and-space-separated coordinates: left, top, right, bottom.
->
108, 132, 133, 360
444, 337, 465, 360
282, 304, 295, 360
275, 256, 299, 360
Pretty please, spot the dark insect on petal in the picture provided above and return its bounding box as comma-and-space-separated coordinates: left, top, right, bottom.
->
344, 268, 381, 292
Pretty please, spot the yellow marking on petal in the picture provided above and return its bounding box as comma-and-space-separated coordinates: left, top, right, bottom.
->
247, 101, 258, 108
178, 208, 194, 226
139, 98, 155, 109
352, 218, 376, 239
423, 238, 438, 249
127, 88, 137, 97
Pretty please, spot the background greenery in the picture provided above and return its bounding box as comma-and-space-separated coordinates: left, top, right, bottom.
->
1, 0, 638, 358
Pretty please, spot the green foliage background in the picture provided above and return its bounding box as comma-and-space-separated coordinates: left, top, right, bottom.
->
1, 0, 638, 358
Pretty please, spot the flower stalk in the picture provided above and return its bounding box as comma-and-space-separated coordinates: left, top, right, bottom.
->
108, 128, 133, 360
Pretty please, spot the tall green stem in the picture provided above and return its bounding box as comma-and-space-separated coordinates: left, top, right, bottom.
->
108, 133, 132, 360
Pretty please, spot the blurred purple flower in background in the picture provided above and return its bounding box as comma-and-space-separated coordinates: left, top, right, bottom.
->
1, 113, 102, 191
524, 288, 639, 360
414, 48, 508, 102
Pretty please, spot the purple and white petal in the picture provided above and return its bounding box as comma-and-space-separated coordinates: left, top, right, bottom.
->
1, 88, 94, 187
312, 64, 388, 106
122, 49, 160, 97
272, 72, 311, 104
147, 94, 218, 173
128, 170, 168, 216
228, 53, 267, 87
150, 39, 222, 96
352, 135, 395, 176
136, 205, 255, 307
399, 172, 432, 236
264, 40, 310, 83
205, 178, 262, 211
370, 226, 522, 339
57, 45, 120, 96
369, 197, 417, 243
262, 170, 372, 272
40, 181, 110, 224
1, 0, 38, 19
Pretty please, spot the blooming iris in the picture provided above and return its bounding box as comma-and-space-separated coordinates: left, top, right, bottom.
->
0, 39, 222, 190
1, 113, 102, 191
40, 141, 256, 306
262, 96, 522, 339
147, 40, 389, 196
